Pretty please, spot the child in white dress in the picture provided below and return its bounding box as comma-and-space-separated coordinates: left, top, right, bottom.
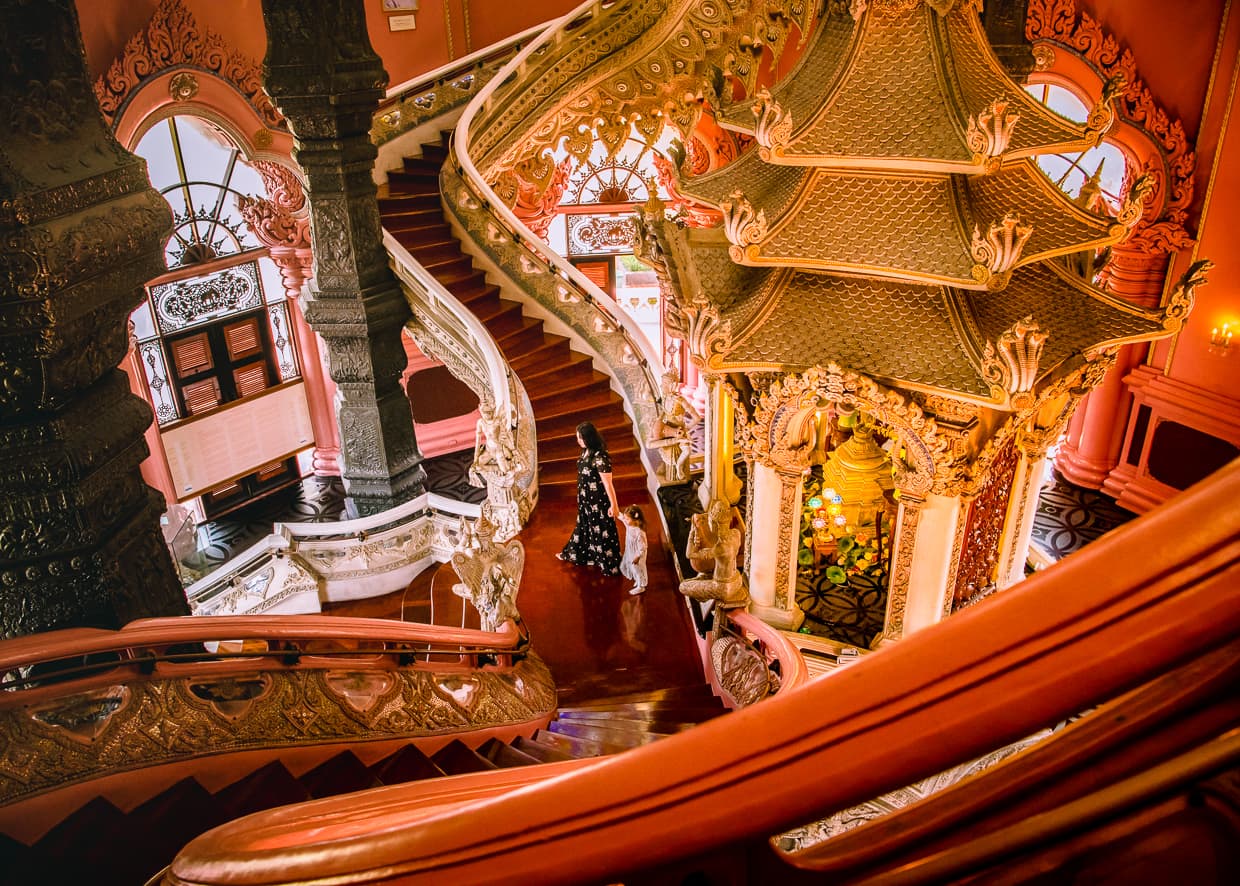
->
619, 505, 648, 595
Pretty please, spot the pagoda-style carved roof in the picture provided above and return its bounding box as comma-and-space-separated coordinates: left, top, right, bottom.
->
627, 0, 1197, 412
689, 251, 1171, 407
720, 1, 1113, 173
680, 159, 1136, 290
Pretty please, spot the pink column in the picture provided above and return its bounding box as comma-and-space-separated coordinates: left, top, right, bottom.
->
1055, 244, 1168, 489
271, 245, 342, 476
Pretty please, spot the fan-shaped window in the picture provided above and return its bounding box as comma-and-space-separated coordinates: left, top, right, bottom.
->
1025, 82, 1127, 209
136, 116, 267, 267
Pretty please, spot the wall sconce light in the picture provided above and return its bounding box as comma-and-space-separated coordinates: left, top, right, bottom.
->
1210, 322, 1233, 353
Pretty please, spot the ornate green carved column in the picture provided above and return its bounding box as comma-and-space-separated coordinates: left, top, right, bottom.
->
260, 0, 424, 516
0, 0, 188, 637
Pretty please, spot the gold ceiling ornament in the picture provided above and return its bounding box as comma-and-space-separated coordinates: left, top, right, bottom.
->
1114, 171, 1155, 230
980, 315, 1048, 409
168, 70, 199, 102
969, 213, 1033, 291
1159, 259, 1213, 334
1083, 74, 1126, 147
685, 295, 735, 369
966, 99, 1020, 171
722, 191, 769, 263
752, 88, 794, 161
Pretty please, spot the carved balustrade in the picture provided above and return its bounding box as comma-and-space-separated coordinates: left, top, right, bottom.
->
185, 492, 485, 617
0, 613, 553, 810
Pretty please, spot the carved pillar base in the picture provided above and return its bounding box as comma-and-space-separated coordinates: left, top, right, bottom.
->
0, 0, 187, 636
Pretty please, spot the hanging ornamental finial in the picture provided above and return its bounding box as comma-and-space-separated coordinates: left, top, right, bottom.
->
1084, 74, 1126, 146
1114, 172, 1156, 231
1161, 259, 1213, 333
966, 99, 1020, 170
721, 191, 768, 263
752, 88, 794, 161
981, 316, 1048, 409
970, 213, 1033, 290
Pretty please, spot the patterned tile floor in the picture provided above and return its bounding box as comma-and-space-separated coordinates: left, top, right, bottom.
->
1029, 469, 1135, 561
179, 449, 485, 580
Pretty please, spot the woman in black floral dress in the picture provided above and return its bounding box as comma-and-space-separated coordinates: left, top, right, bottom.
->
557, 421, 622, 574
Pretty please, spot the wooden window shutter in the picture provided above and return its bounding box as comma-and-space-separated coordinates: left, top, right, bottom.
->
255, 461, 288, 482
182, 377, 221, 415
233, 363, 269, 399
576, 260, 611, 292
223, 317, 262, 360
170, 333, 213, 378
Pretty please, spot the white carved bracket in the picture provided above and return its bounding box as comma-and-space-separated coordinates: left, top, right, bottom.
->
721, 190, 768, 263
966, 99, 1020, 170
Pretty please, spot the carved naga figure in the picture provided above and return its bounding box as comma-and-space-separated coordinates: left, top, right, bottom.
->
451, 512, 525, 632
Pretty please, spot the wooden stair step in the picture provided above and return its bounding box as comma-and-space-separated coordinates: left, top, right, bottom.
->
369, 745, 447, 784
560, 685, 719, 708
211, 761, 313, 820
557, 704, 726, 722
510, 735, 575, 763
530, 728, 621, 758
478, 737, 543, 769
548, 720, 671, 748
431, 739, 499, 775
553, 715, 703, 734
299, 751, 384, 799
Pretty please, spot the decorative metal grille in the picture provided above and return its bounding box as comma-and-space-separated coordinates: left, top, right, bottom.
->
140, 339, 180, 426
567, 214, 637, 256
150, 261, 263, 335
267, 302, 300, 381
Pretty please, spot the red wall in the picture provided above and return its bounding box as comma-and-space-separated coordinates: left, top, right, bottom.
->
77, 0, 579, 92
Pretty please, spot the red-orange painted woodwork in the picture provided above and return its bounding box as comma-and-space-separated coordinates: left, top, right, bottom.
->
165, 460, 1240, 884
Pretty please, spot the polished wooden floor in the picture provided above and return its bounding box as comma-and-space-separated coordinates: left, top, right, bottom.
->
326, 496, 706, 705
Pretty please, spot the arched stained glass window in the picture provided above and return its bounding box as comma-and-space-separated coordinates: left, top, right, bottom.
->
1025, 83, 1128, 209
136, 116, 267, 267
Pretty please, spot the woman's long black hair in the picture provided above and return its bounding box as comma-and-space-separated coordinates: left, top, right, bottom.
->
576, 421, 607, 454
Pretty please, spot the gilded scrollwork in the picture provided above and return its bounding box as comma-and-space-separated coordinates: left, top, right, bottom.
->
744, 365, 944, 497
93, 0, 285, 131
0, 654, 557, 804
981, 315, 1048, 409
965, 99, 1019, 168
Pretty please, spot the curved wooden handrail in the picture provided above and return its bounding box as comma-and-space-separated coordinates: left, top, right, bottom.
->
730, 610, 811, 695
165, 461, 1240, 885
0, 615, 522, 676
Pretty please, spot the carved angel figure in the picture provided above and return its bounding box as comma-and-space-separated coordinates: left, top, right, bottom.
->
469, 405, 521, 487
451, 513, 525, 632
680, 498, 747, 606
649, 371, 700, 484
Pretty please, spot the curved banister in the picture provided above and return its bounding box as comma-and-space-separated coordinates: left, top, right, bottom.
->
373, 24, 546, 147
730, 610, 810, 695
384, 231, 515, 427
0, 615, 523, 676
452, 0, 667, 429
165, 461, 1240, 885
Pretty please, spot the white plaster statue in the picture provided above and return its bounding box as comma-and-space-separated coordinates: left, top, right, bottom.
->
468, 406, 523, 541
681, 498, 748, 607
649, 371, 700, 484
451, 512, 525, 632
